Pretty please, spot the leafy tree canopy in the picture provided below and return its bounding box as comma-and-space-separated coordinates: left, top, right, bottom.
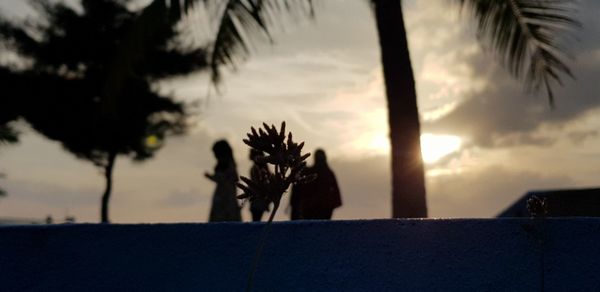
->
0, 0, 208, 166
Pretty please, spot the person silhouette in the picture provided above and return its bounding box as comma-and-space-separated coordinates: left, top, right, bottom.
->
290, 149, 342, 220
248, 149, 271, 222
205, 140, 242, 222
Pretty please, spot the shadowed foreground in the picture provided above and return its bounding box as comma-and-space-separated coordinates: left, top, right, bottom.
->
1, 219, 599, 291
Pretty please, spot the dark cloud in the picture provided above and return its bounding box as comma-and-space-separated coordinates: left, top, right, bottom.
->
427, 166, 575, 218
425, 1, 600, 148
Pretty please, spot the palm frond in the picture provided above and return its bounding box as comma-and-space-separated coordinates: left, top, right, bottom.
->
457, 0, 579, 106
172, 0, 313, 87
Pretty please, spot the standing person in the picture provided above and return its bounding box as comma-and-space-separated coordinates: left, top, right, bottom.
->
248, 149, 270, 222
290, 149, 342, 220
205, 140, 242, 222
289, 183, 303, 220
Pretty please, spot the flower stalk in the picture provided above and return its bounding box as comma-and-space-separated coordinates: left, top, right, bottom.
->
237, 121, 313, 292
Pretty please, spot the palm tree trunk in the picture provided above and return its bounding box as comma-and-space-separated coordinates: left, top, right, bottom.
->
101, 150, 118, 223
374, 0, 427, 218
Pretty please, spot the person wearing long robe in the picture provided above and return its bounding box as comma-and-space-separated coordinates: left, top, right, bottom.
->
290, 149, 342, 220
205, 140, 242, 222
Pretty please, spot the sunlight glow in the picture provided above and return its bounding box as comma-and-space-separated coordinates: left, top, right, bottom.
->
368, 133, 390, 154
420, 134, 462, 164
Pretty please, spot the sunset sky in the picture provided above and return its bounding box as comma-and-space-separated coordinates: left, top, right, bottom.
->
1, 0, 599, 223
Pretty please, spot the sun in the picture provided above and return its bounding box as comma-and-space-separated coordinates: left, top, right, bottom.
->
420, 134, 462, 164
359, 132, 462, 163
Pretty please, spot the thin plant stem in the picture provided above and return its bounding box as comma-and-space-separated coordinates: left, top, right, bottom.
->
245, 202, 279, 292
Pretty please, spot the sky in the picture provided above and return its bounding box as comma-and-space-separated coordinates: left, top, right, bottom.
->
0, 0, 599, 223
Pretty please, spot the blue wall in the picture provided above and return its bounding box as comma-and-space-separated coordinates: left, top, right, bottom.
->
1, 219, 599, 291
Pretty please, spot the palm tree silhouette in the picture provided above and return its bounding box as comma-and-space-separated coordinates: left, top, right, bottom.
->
160, 0, 578, 218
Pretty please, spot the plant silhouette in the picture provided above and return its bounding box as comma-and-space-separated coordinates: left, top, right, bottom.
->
237, 122, 313, 292
237, 122, 313, 222
0, 0, 208, 222
154, 0, 578, 218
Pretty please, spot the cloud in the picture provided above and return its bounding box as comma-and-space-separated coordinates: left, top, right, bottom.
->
422, 1, 600, 148
3, 0, 600, 224
0, 177, 99, 222
2, 179, 98, 207
328, 155, 391, 219
159, 188, 208, 208
0, 124, 222, 223
298, 153, 581, 220
567, 130, 599, 145
427, 165, 575, 218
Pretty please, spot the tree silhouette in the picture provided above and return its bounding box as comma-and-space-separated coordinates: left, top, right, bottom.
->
0, 0, 208, 222
0, 67, 20, 198
0, 65, 20, 145
0, 174, 6, 198
153, 0, 577, 218
0, 89, 18, 198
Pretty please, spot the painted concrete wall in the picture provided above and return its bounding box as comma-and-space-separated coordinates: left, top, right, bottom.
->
1, 219, 599, 291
